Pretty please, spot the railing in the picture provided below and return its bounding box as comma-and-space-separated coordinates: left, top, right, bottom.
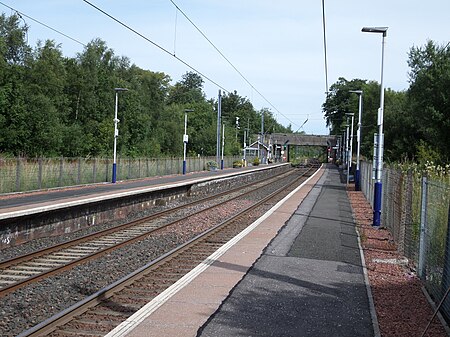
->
0, 156, 241, 194
360, 161, 450, 321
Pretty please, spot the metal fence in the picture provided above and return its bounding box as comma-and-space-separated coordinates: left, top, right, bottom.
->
360, 161, 450, 320
0, 156, 242, 194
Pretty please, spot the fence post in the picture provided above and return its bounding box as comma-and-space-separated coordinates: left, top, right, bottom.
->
138, 158, 141, 178
16, 157, 21, 192
77, 157, 81, 185
59, 157, 63, 186
441, 203, 450, 315
418, 175, 428, 279
38, 158, 43, 190
93, 158, 97, 183
106, 159, 109, 182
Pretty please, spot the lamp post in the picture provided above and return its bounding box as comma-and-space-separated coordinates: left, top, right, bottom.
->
112, 87, 128, 183
362, 26, 388, 227
345, 120, 350, 184
345, 113, 354, 186
221, 123, 225, 170
349, 90, 363, 191
183, 109, 194, 175
216, 90, 222, 165
342, 129, 346, 168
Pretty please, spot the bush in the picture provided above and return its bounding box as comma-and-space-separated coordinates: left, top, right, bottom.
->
233, 160, 243, 168
206, 161, 218, 171
253, 157, 260, 166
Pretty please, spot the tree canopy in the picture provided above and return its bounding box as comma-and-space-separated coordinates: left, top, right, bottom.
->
0, 13, 290, 158
322, 40, 449, 164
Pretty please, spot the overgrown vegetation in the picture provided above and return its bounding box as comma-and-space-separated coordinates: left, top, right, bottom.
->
0, 13, 291, 159
323, 41, 450, 165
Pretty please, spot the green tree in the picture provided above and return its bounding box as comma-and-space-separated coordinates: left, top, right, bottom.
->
322, 77, 409, 161
220, 90, 255, 150
156, 104, 183, 156
0, 13, 31, 155
406, 40, 450, 162
123, 66, 170, 157
23, 40, 69, 156
185, 101, 217, 156
0, 12, 296, 160
72, 39, 120, 156
167, 71, 205, 105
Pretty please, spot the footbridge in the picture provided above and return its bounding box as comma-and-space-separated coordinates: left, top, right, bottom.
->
270, 133, 337, 162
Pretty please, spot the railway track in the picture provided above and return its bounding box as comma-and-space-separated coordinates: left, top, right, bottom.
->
17, 165, 318, 337
0, 166, 301, 297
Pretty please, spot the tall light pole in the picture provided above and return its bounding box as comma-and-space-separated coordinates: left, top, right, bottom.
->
349, 90, 363, 191
345, 119, 350, 184
342, 129, 346, 167
183, 109, 194, 175
112, 87, 128, 183
216, 90, 222, 165
362, 26, 388, 227
221, 123, 225, 170
345, 113, 354, 185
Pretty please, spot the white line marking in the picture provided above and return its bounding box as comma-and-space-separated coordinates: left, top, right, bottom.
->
105, 166, 322, 337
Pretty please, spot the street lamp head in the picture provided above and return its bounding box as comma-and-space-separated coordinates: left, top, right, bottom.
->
184, 109, 194, 113
114, 87, 129, 92
349, 90, 363, 95
362, 27, 388, 37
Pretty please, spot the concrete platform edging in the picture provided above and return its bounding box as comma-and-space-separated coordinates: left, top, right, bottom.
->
105, 165, 324, 337
0, 164, 290, 249
356, 224, 381, 337
0, 163, 290, 220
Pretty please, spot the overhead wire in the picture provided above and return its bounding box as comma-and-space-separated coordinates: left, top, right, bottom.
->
82, 0, 229, 93
321, 0, 329, 94
173, 7, 177, 56
168, 0, 298, 128
0, 1, 86, 47
2, 0, 299, 128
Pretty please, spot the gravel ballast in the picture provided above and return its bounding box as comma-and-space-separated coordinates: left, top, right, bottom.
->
348, 188, 448, 337
1, 170, 304, 336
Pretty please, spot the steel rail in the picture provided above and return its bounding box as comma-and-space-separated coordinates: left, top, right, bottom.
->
0, 167, 297, 297
17, 166, 318, 337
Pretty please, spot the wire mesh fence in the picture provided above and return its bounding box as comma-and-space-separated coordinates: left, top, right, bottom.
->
419, 178, 450, 320
360, 161, 450, 321
0, 156, 241, 194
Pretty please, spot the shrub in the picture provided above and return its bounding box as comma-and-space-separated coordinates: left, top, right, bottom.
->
206, 161, 218, 170
233, 160, 243, 168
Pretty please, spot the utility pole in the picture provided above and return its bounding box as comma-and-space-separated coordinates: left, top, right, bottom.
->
260, 111, 265, 163
221, 124, 225, 169
216, 90, 222, 164
243, 129, 247, 166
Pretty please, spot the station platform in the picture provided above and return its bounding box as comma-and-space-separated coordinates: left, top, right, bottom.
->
0, 163, 286, 220
105, 164, 379, 337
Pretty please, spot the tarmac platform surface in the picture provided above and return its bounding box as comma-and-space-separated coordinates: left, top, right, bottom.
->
106, 164, 379, 337
0, 164, 285, 220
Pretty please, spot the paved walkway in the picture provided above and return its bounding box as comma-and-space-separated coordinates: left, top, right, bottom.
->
107, 165, 378, 337
0, 165, 265, 210
197, 165, 378, 337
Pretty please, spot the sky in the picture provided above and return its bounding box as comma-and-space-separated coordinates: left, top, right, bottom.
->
2, 0, 449, 135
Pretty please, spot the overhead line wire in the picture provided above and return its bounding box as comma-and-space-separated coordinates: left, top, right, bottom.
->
168, 0, 298, 128
321, 0, 329, 94
82, 0, 229, 93
0, 1, 86, 47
